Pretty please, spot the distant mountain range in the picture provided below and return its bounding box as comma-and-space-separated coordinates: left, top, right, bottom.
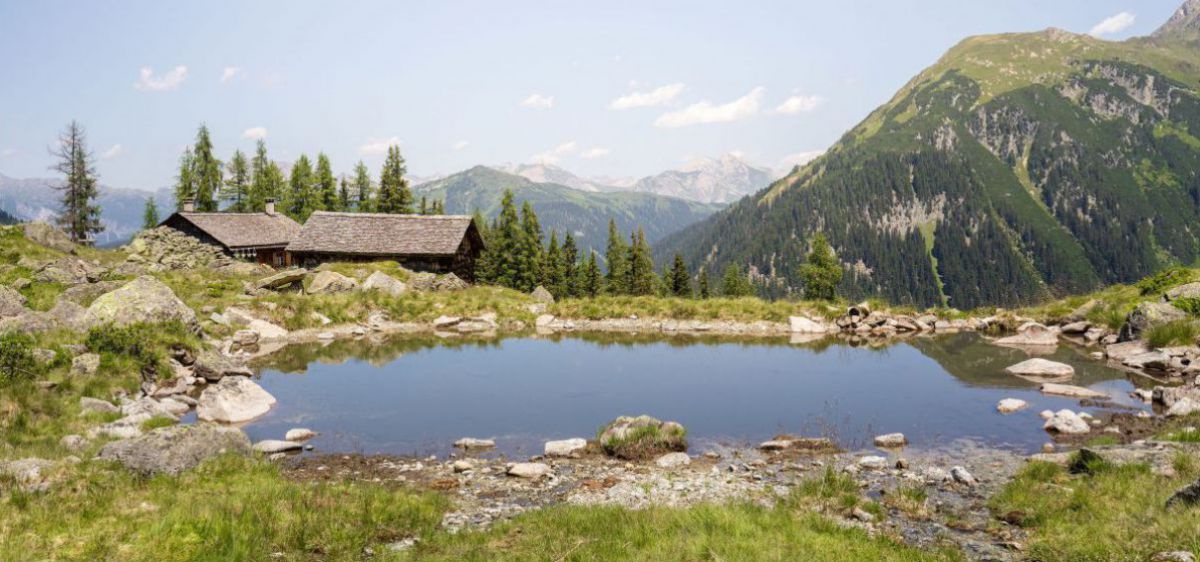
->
414, 166, 723, 253
0, 173, 171, 246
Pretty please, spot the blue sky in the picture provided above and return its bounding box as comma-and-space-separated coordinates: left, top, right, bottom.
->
0, 0, 1185, 189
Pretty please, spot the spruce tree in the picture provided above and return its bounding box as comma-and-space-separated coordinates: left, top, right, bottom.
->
561, 232, 579, 298
314, 153, 337, 212
604, 219, 630, 295
338, 176, 351, 211
472, 210, 496, 283
49, 121, 103, 243
669, 253, 691, 297
489, 190, 523, 288
518, 201, 544, 292
222, 149, 250, 212
719, 264, 754, 298
419, 196, 428, 215
352, 161, 373, 212
799, 233, 843, 301
698, 268, 710, 299
174, 147, 197, 210
627, 228, 656, 296
542, 231, 564, 296
142, 197, 159, 230
248, 140, 273, 211
191, 125, 222, 211
377, 145, 413, 214
287, 155, 315, 220
431, 199, 444, 215
582, 251, 602, 297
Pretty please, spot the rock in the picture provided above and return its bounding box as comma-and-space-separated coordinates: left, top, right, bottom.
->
285, 428, 316, 442
997, 398, 1029, 414
80, 396, 118, 414
306, 270, 359, 294
70, 353, 100, 376
535, 314, 556, 328
597, 415, 687, 460
1167, 477, 1200, 508
1040, 383, 1108, 399
506, 462, 552, 479
432, 315, 462, 329
59, 280, 124, 306
1005, 358, 1075, 380
193, 350, 253, 382
453, 437, 495, 450
1155, 386, 1200, 408
789, 316, 829, 334
197, 377, 277, 423
851, 507, 875, 522
1105, 340, 1150, 362
995, 323, 1059, 347
0, 458, 55, 491
1121, 302, 1188, 342
84, 276, 197, 330
1124, 350, 1173, 371
23, 222, 76, 252
408, 272, 436, 292
0, 285, 28, 318
857, 456, 888, 470
248, 319, 289, 341
544, 438, 588, 458
361, 271, 407, 297
530, 286, 555, 304
232, 330, 259, 347
758, 440, 794, 451
921, 467, 952, 483
452, 460, 475, 473
254, 269, 308, 291
1067, 448, 1106, 475
950, 466, 977, 486
433, 273, 469, 292
253, 440, 302, 454
34, 257, 106, 284
758, 437, 835, 452
1167, 397, 1200, 417
1165, 282, 1200, 302
1043, 409, 1091, 434
1060, 321, 1091, 335
96, 424, 252, 476
1151, 552, 1196, 562
127, 226, 233, 270
873, 433, 907, 448
654, 452, 691, 469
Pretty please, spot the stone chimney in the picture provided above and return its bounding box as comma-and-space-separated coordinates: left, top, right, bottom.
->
181, 199, 196, 213
265, 198, 276, 215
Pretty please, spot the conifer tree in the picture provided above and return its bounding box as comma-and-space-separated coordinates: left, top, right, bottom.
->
174, 147, 197, 210
191, 125, 222, 211
719, 264, 754, 297
352, 161, 373, 212
222, 149, 250, 212
799, 233, 843, 301
419, 196, 428, 215
377, 145, 413, 214
431, 199, 444, 214
542, 231, 564, 296
698, 268, 710, 299
561, 232, 579, 298
142, 197, 159, 230
338, 176, 351, 211
314, 153, 337, 212
604, 219, 630, 295
488, 190, 523, 288
518, 201, 544, 292
582, 251, 602, 297
472, 210, 496, 283
668, 253, 691, 297
248, 140, 274, 212
287, 155, 316, 220
627, 228, 656, 296
49, 121, 103, 243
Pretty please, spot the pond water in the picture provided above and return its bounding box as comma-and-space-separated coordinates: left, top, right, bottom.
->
244, 333, 1149, 457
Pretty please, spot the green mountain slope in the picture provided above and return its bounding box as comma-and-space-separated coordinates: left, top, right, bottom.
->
415, 166, 722, 253
658, 2, 1200, 309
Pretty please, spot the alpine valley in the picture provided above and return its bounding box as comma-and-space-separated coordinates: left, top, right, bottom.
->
659, 0, 1200, 309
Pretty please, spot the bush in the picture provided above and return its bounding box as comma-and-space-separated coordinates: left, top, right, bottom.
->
1174, 297, 1200, 317
1136, 267, 1197, 296
84, 321, 196, 374
0, 332, 38, 385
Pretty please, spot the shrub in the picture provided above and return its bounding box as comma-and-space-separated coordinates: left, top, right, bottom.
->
1136, 267, 1197, 296
0, 332, 38, 385
84, 321, 197, 374
1174, 297, 1200, 317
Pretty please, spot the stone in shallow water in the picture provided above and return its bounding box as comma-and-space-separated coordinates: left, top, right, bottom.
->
253, 440, 302, 454
996, 398, 1028, 414
1039, 383, 1107, 399
1005, 358, 1074, 379
544, 438, 587, 457
197, 377, 277, 423
1043, 409, 1091, 434
454, 437, 495, 450
857, 456, 888, 470
285, 428, 316, 442
873, 433, 907, 448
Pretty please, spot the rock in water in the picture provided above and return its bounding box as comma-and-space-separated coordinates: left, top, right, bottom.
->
96, 424, 251, 476
997, 398, 1029, 413
506, 462, 552, 479
597, 415, 687, 460
857, 456, 888, 470
1039, 383, 1108, 399
1005, 358, 1075, 380
995, 323, 1059, 347
306, 270, 359, 294
285, 428, 316, 442
873, 433, 908, 448
253, 440, 302, 454
197, 377, 277, 423
361, 271, 407, 296
544, 438, 588, 457
193, 350, 253, 382
83, 276, 198, 330
453, 437, 496, 450
789, 316, 829, 334
530, 285, 555, 304
1043, 410, 1091, 434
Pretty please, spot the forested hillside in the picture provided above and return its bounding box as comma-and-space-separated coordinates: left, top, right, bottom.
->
659, 1, 1200, 309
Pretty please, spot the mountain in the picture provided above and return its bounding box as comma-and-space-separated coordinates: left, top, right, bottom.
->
493, 163, 621, 193
658, 2, 1200, 309
0, 173, 172, 246
414, 166, 722, 253
629, 154, 775, 204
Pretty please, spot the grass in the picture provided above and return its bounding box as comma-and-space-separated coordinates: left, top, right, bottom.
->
1146, 320, 1200, 348
989, 456, 1200, 561
596, 417, 687, 460
551, 295, 844, 323
882, 486, 930, 519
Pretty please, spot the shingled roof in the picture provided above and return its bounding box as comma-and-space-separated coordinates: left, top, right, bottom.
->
287, 212, 481, 256
170, 212, 302, 249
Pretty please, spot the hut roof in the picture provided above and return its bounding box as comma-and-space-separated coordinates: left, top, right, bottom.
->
168, 212, 302, 249
286, 212, 481, 256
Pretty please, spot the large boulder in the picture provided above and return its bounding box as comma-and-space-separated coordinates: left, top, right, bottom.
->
254, 269, 308, 291
1165, 283, 1200, 303
995, 323, 1059, 347
531, 286, 555, 304
1005, 358, 1075, 380
1120, 302, 1188, 342
197, 377, 277, 423
789, 316, 829, 334
408, 272, 436, 292
544, 438, 588, 458
59, 280, 125, 306
433, 273, 469, 292
84, 276, 197, 330
193, 350, 253, 382
306, 270, 358, 295
1039, 383, 1108, 399
96, 424, 252, 475
1043, 410, 1091, 434
361, 271, 407, 297
34, 257, 106, 285
0, 285, 28, 318
597, 415, 687, 460
23, 222, 75, 253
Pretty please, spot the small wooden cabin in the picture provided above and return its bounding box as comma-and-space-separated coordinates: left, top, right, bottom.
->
285, 212, 485, 281
159, 200, 302, 267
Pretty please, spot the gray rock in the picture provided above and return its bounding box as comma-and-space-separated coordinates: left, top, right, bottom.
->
1121, 302, 1188, 341
306, 270, 358, 294
1061, 321, 1091, 335
70, 353, 100, 376
361, 271, 407, 297
60, 434, 89, 453
1167, 477, 1200, 509
453, 437, 496, 450
1005, 358, 1075, 380
654, 452, 691, 469
285, 428, 316, 442
873, 433, 907, 448
254, 269, 309, 291
1165, 282, 1200, 302
1151, 552, 1196, 562
857, 456, 888, 470
83, 276, 198, 330
1106, 340, 1150, 362
995, 323, 1059, 347
506, 462, 552, 479
0, 458, 55, 491
530, 286, 555, 304
597, 415, 687, 459
197, 377, 277, 423
1167, 397, 1200, 417
544, 438, 588, 457
433, 273, 468, 292
1124, 350, 1173, 371
193, 349, 252, 382
0, 285, 28, 318
789, 316, 829, 334
1043, 409, 1091, 434
1040, 383, 1108, 399
96, 424, 252, 476
997, 398, 1029, 413
23, 222, 76, 253
59, 280, 124, 306
79, 396, 118, 414
34, 257, 106, 284
950, 466, 977, 486
253, 439, 302, 454
408, 272, 436, 292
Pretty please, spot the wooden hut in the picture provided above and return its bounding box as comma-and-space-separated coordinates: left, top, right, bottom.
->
285, 212, 485, 281
159, 199, 302, 267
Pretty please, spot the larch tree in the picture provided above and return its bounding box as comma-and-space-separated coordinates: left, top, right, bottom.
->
49, 120, 103, 244
287, 155, 316, 220
222, 149, 250, 212
142, 197, 160, 230
191, 125, 222, 211
174, 147, 197, 210
377, 145, 413, 214
314, 153, 338, 212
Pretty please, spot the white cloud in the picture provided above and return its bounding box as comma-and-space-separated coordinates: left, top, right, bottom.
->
609, 83, 685, 110
242, 127, 268, 140
775, 95, 825, 115
581, 147, 610, 159
358, 136, 402, 156
220, 66, 243, 84
654, 87, 765, 128
1089, 12, 1136, 36
101, 144, 124, 160
453, 140, 469, 150
532, 141, 578, 164
133, 65, 188, 91
520, 93, 555, 109
779, 150, 825, 170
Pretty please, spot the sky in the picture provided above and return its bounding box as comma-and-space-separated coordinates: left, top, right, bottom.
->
0, 0, 1186, 190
